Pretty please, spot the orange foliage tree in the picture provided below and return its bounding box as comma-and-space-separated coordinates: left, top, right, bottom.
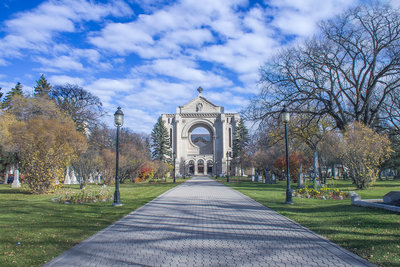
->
273, 151, 311, 183
137, 163, 154, 182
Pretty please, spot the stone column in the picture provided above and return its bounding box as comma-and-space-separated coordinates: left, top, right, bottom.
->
4, 165, 9, 184
64, 166, 71, 185
11, 169, 21, 188
70, 169, 78, 184
213, 135, 216, 176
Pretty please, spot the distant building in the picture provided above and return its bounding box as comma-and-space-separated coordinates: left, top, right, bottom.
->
161, 87, 240, 176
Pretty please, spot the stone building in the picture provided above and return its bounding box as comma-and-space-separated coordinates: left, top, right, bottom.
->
161, 87, 240, 176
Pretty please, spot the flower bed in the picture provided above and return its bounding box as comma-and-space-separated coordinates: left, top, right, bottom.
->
294, 187, 350, 200
52, 186, 113, 204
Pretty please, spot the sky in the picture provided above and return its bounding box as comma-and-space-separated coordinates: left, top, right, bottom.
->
2, 0, 395, 134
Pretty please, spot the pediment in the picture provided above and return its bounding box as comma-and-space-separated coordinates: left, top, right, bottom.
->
179, 95, 222, 114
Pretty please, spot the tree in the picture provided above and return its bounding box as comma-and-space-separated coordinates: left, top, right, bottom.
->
0, 95, 69, 182
232, 119, 249, 176
71, 148, 101, 189
153, 160, 173, 179
380, 130, 400, 174
151, 116, 171, 162
9, 115, 86, 193
49, 84, 104, 132
98, 149, 116, 186
246, 2, 400, 132
118, 129, 150, 183
273, 151, 312, 183
2, 82, 23, 109
289, 114, 334, 187
0, 113, 19, 178
318, 131, 343, 182
34, 74, 52, 97
0, 96, 87, 193
339, 122, 392, 189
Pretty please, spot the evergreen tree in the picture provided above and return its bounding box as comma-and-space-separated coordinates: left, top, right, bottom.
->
233, 119, 250, 175
34, 74, 52, 97
151, 116, 171, 162
0, 87, 3, 100
2, 82, 23, 109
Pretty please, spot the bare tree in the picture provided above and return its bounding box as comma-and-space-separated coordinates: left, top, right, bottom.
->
50, 84, 104, 132
246, 2, 400, 132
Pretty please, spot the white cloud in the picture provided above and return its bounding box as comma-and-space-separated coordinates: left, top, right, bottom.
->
0, 0, 133, 60
48, 75, 84, 85
132, 58, 232, 88
0, 0, 369, 133
36, 55, 84, 72
88, 22, 154, 55
85, 78, 140, 104
0, 58, 7, 66
122, 80, 193, 111
121, 108, 158, 134
390, 0, 400, 8
269, 0, 358, 36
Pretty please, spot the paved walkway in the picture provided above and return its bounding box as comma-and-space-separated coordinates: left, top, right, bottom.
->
45, 177, 374, 267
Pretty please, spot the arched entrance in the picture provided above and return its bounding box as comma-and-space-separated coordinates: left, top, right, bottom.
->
207, 160, 213, 175
188, 160, 194, 175
197, 159, 204, 174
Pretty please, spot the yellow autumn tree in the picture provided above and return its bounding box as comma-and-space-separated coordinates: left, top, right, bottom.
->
1, 95, 87, 193
11, 115, 86, 193
340, 122, 392, 189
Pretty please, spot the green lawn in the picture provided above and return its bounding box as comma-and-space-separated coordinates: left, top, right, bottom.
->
218, 177, 400, 267
0, 180, 183, 267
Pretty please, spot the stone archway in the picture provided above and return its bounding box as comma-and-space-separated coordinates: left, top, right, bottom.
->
188, 160, 195, 175
207, 160, 213, 175
197, 159, 204, 174
188, 124, 213, 155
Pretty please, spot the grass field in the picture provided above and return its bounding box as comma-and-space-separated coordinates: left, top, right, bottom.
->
0, 180, 183, 267
217, 177, 400, 267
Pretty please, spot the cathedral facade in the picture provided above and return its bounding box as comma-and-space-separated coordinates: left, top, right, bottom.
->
161, 87, 240, 176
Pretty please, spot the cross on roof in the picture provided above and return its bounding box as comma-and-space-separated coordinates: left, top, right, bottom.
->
197, 86, 203, 95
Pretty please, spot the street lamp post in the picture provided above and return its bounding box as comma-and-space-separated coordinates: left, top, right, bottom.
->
215, 162, 218, 179
113, 107, 124, 206
183, 160, 186, 179
226, 151, 230, 182
173, 152, 176, 183
281, 106, 293, 204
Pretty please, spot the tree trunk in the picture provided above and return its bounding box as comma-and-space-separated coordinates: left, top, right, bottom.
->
313, 150, 319, 189
332, 164, 336, 179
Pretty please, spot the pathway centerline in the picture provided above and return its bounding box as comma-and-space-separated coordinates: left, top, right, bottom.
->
45, 177, 374, 267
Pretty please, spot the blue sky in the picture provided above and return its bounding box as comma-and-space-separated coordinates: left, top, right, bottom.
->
2, 0, 392, 133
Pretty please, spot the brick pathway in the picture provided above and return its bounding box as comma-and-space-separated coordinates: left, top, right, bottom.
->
45, 177, 374, 267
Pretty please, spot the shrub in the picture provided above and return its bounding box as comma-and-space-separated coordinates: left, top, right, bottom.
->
137, 165, 153, 182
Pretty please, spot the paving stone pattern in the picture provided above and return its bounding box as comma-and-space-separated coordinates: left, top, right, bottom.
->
45, 177, 374, 267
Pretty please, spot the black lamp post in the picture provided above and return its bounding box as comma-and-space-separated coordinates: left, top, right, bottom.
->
281, 106, 293, 204
215, 162, 218, 179
113, 107, 124, 206
226, 151, 230, 182
183, 160, 186, 179
173, 152, 176, 183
